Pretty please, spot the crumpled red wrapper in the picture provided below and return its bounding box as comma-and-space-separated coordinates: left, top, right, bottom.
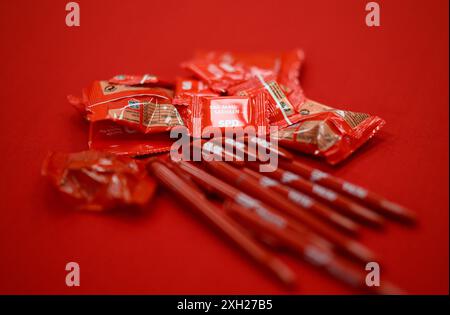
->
182, 49, 304, 94
42, 150, 157, 211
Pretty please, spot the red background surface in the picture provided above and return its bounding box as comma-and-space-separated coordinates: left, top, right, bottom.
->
0, 0, 448, 294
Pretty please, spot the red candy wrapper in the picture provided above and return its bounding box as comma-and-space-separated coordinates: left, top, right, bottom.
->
271, 99, 386, 164
83, 81, 184, 134
89, 120, 175, 157
109, 74, 174, 88
178, 95, 269, 136
229, 74, 306, 128
41, 150, 157, 211
182, 49, 304, 94
173, 77, 219, 106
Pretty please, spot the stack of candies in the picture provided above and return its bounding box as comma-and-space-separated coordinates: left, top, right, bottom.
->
42, 49, 416, 293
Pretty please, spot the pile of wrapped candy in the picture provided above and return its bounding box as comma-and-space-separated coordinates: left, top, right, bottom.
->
42, 50, 416, 293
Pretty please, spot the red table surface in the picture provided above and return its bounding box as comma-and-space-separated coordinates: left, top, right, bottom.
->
0, 0, 448, 294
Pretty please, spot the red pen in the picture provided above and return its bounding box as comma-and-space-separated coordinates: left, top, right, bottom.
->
172, 160, 333, 248
248, 161, 385, 228
241, 167, 360, 236
192, 139, 245, 166
279, 159, 416, 223
203, 161, 376, 262
172, 161, 379, 275
224, 200, 404, 295
147, 159, 296, 287
214, 138, 398, 226
219, 136, 294, 161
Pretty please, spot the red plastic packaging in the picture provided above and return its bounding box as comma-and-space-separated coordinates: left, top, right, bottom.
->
271, 99, 386, 164
228, 74, 306, 128
182, 49, 304, 94
172, 77, 219, 106
83, 81, 184, 134
109, 74, 174, 88
177, 95, 269, 137
89, 120, 175, 157
41, 150, 157, 211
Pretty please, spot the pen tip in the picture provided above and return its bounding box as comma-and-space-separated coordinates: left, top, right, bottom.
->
348, 241, 377, 262
268, 258, 297, 288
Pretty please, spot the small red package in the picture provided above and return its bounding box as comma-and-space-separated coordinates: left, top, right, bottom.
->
228, 74, 306, 128
271, 99, 386, 164
41, 150, 157, 211
172, 77, 219, 106
182, 49, 304, 94
83, 81, 184, 134
89, 120, 175, 157
178, 95, 269, 137
109, 74, 174, 88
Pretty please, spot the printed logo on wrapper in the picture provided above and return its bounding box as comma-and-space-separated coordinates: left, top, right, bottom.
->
169, 125, 280, 173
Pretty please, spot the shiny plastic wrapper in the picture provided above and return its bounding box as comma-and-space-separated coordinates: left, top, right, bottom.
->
109, 74, 174, 88
89, 120, 175, 156
182, 49, 304, 94
172, 77, 219, 106
177, 95, 269, 137
271, 99, 386, 164
75, 81, 184, 134
42, 150, 157, 211
228, 74, 306, 128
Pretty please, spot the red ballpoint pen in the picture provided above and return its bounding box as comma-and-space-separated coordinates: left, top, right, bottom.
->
203, 161, 376, 263
279, 159, 416, 223
147, 159, 296, 287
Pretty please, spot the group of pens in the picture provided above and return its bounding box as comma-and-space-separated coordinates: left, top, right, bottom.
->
146, 136, 416, 294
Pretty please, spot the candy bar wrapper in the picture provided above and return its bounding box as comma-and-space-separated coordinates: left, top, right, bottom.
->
177, 95, 269, 137
182, 49, 304, 94
41, 150, 157, 211
109, 74, 174, 88
228, 74, 306, 128
89, 120, 175, 157
83, 81, 184, 134
172, 77, 219, 106
271, 99, 386, 164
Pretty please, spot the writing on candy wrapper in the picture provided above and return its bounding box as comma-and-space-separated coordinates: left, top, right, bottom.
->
218, 120, 242, 127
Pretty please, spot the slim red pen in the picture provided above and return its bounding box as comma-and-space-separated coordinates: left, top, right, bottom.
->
241, 167, 360, 236
203, 161, 376, 263
279, 159, 416, 223
224, 201, 404, 295
248, 161, 385, 227
147, 160, 296, 287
